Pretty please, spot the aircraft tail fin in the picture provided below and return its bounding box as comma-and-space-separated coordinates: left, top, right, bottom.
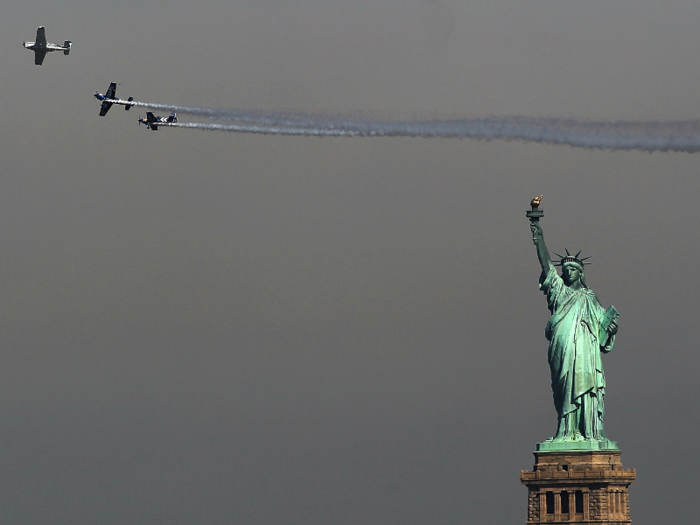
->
63, 41, 72, 55
125, 96, 134, 111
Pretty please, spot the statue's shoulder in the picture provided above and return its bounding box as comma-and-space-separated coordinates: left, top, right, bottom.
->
582, 287, 603, 306
540, 265, 562, 292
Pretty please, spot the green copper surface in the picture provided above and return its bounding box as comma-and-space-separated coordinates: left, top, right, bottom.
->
536, 438, 619, 452
529, 214, 620, 451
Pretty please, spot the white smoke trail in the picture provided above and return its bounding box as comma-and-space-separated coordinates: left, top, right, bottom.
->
117, 98, 700, 152
162, 119, 700, 153
164, 122, 353, 136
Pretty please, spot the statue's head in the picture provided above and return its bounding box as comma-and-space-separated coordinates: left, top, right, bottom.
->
562, 261, 585, 287
554, 250, 591, 288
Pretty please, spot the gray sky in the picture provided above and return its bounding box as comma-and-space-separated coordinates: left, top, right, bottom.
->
1, 1, 698, 524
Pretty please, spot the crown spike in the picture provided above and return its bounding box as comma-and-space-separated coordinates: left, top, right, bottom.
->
565, 248, 571, 256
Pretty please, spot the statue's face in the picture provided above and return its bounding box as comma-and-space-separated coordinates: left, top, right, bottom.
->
562, 263, 582, 286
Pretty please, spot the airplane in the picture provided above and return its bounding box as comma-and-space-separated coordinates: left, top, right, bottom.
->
23, 26, 72, 66
138, 112, 177, 131
94, 82, 134, 116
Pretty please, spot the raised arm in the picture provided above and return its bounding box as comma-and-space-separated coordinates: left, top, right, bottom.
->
530, 220, 553, 276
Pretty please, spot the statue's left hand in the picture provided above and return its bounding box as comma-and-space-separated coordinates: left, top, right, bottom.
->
607, 319, 619, 336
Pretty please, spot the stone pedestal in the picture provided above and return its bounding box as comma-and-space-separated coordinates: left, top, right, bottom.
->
520, 450, 635, 524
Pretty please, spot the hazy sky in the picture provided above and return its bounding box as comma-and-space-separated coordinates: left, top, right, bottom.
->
1, 2, 699, 524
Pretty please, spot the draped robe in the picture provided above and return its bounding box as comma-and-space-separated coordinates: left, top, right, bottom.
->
539, 266, 615, 435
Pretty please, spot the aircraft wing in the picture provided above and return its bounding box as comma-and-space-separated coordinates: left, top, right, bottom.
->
145, 112, 159, 130
99, 100, 113, 117
105, 82, 117, 100
35, 27, 47, 46
34, 50, 46, 66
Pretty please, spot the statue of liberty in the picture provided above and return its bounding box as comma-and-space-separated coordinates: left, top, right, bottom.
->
528, 198, 620, 450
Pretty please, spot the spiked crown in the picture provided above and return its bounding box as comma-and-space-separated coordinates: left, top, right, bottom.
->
553, 249, 592, 267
